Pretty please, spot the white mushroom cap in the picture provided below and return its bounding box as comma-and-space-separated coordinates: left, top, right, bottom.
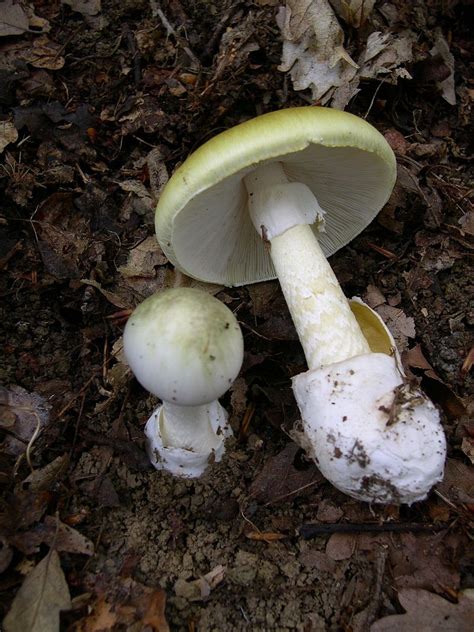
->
155, 107, 396, 286
123, 288, 244, 406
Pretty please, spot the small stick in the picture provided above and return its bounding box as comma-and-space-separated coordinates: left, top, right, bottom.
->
299, 521, 448, 539
149, 0, 200, 68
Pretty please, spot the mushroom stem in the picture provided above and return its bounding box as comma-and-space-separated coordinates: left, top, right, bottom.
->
244, 162, 370, 369
159, 401, 225, 452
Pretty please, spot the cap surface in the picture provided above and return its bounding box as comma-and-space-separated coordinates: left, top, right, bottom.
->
123, 288, 244, 406
155, 106, 397, 286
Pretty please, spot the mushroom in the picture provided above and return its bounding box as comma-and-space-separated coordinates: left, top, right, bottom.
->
123, 288, 244, 478
154, 106, 446, 501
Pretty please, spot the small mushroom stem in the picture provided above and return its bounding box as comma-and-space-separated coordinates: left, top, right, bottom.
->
159, 401, 226, 452
244, 162, 370, 370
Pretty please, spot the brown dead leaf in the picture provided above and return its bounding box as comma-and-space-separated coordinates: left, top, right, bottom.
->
10, 515, 94, 556
329, 0, 375, 27
24, 36, 65, 70
73, 596, 117, 631
118, 236, 167, 280
62, 0, 102, 17
0, 1, 29, 37
247, 281, 280, 317
19, 454, 70, 492
371, 589, 474, 631
36, 193, 91, 280
74, 578, 169, 632
0, 121, 18, 153
461, 437, 474, 465
10, 490, 52, 530
326, 533, 356, 560
461, 347, 474, 376
299, 549, 337, 573
0, 537, 13, 573
375, 304, 415, 351
278, 0, 358, 104
249, 443, 323, 505
437, 459, 474, 505
390, 532, 460, 592
403, 345, 467, 420
430, 29, 456, 105
364, 284, 386, 309
3, 550, 71, 632
0, 385, 50, 457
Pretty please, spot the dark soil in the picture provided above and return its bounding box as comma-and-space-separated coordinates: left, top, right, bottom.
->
0, 1, 473, 631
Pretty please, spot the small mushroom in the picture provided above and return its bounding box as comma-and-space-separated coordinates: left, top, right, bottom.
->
123, 288, 244, 478
154, 107, 446, 501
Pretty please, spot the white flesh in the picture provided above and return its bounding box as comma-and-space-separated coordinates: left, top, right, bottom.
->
244, 162, 370, 369
145, 400, 232, 478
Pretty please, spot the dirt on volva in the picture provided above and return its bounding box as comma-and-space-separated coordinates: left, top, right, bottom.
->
0, 1, 473, 630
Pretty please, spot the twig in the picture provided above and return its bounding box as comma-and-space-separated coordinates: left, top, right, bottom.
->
363, 549, 388, 628
299, 521, 448, 539
122, 24, 141, 85
149, 0, 200, 68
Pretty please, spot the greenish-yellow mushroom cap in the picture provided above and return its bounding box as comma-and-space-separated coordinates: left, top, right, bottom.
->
155, 107, 396, 286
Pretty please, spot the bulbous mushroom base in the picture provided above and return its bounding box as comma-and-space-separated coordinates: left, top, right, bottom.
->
144, 400, 233, 478
292, 353, 446, 504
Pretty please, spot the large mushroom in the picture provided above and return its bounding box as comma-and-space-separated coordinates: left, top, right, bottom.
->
154, 107, 446, 502
123, 288, 244, 478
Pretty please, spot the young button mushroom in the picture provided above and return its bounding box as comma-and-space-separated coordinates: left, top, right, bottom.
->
154, 106, 446, 502
123, 288, 244, 478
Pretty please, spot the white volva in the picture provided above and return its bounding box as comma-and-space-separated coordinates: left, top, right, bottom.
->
292, 351, 446, 504
123, 288, 243, 478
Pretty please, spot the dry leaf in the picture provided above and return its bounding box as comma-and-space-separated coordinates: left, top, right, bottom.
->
277, 0, 358, 103
0, 121, 18, 153
11, 516, 94, 556
329, 0, 375, 27
24, 36, 65, 71
437, 459, 474, 505
375, 304, 415, 351
359, 30, 415, 82
326, 533, 356, 560
0, 1, 29, 36
74, 578, 169, 632
118, 236, 167, 279
62, 0, 102, 16
371, 588, 474, 631
0, 385, 50, 457
249, 443, 323, 505
3, 550, 71, 632
390, 532, 460, 593
430, 29, 456, 105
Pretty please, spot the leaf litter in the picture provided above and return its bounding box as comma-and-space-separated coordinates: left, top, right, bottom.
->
0, 0, 472, 629
3, 550, 71, 632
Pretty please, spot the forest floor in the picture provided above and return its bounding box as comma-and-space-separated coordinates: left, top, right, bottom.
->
0, 1, 473, 630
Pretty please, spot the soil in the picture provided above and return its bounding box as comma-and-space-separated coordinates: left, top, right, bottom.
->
0, 1, 473, 631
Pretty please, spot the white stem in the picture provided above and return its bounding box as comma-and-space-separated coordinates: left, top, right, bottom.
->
244, 162, 370, 370
160, 401, 224, 452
